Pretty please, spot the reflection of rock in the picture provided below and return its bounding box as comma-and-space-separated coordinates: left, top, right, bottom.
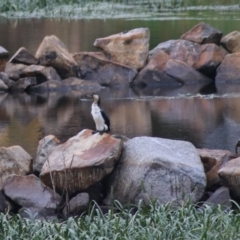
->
9, 47, 38, 65
11, 77, 37, 92
104, 137, 206, 205
36, 35, 80, 78
181, 22, 222, 45
73, 52, 138, 87
0, 80, 8, 92
221, 31, 240, 53
94, 28, 149, 70
40, 129, 123, 195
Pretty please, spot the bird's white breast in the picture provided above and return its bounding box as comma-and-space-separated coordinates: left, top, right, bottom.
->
91, 103, 105, 131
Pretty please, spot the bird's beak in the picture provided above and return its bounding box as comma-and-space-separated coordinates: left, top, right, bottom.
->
86, 94, 93, 98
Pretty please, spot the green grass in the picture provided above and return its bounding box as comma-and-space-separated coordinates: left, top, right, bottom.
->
1, 201, 240, 239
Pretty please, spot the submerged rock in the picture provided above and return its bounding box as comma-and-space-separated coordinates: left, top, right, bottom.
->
104, 137, 206, 206
94, 28, 149, 70
40, 129, 123, 195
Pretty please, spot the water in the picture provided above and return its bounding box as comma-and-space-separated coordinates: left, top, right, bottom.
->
1, 7, 240, 159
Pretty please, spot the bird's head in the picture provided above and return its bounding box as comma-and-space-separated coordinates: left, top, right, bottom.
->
87, 94, 100, 105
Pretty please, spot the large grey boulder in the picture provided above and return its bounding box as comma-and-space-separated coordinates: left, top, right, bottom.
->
104, 137, 206, 205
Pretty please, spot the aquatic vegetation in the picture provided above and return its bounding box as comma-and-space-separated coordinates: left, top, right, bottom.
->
0, 201, 240, 239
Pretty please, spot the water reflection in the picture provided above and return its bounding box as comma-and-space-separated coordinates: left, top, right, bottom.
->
0, 86, 240, 160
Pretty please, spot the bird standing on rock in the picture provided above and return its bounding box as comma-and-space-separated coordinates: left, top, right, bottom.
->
88, 94, 110, 134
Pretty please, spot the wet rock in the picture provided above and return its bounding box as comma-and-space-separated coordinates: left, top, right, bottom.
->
0, 80, 8, 92
104, 137, 206, 206
165, 59, 212, 84
40, 129, 123, 195
4, 63, 27, 80
201, 187, 232, 210
94, 28, 149, 70
62, 77, 101, 91
9, 47, 39, 65
0, 72, 15, 88
218, 157, 240, 199
73, 53, 137, 86
133, 50, 180, 87
36, 35, 80, 78
63, 192, 89, 217
20, 65, 61, 84
215, 52, 240, 83
221, 31, 240, 53
0, 146, 32, 189
11, 77, 37, 92
194, 43, 228, 78
197, 148, 233, 189
181, 22, 223, 45
34, 135, 60, 174
0, 46, 9, 71
29, 80, 65, 93
3, 174, 61, 212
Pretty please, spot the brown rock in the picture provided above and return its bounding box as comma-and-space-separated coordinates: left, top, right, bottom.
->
40, 129, 123, 195
218, 157, 240, 199
9, 47, 39, 65
194, 43, 228, 77
0, 46, 9, 72
20, 65, 61, 84
221, 31, 240, 53
72, 51, 107, 60
215, 52, 240, 83
165, 59, 212, 84
3, 174, 61, 210
73, 53, 138, 86
4, 63, 27, 80
94, 28, 149, 70
181, 22, 223, 45
133, 50, 181, 87
35, 35, 80, 78
11, 77, 37, 92
197, 148, 233, 188
0, 146, 32, 189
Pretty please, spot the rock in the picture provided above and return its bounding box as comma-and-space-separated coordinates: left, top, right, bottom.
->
218, 157, 240, 199
133, 50, 180, 87
194, 43, 228, 78
29, 80, 65, 93
181, 22, 223, 45
0, 72, 15, 88
9, 47, 39, 65
72, 51, 107, 60
40, 129, 123, 195
20, 65, 61, 84
62, 77, 101, 91
0, 146, 32, 189
197, 148, 233, 189
104, 137, 206, 205
73, 53, 138, 87
0, 46, 9, 71
0, 190, 9, 213
4, 63, 27, 80
165, 59, 212, 84
11, 77, 37, 92
221, 31, 240, 53
35, 35, 80, 78
63, 192, 89, 217
3, 174, 61, 210
0, 80, 8, 92
94, 28, 149, 70
215, 52, 240, 83
201, 187, 232, 210
34, 135, 60, 174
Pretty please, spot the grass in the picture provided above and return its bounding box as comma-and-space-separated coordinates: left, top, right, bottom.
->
1, 201, 240, 239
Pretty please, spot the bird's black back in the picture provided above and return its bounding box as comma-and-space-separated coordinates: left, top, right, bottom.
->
101, 110, 111, 132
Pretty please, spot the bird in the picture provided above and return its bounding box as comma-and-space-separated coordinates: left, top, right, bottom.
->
88, 94, 110, 134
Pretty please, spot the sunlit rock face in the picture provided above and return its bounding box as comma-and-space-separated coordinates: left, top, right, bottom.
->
104, 137, 206, 206
181, 22, 223, 45
9, 47, 38, 65
221, 31, 240, 53
215, 52, 240, 83
0, 146, 32, 189
94, 28, 150, 70
40, 129, 123, 195
35, 35, 80, 79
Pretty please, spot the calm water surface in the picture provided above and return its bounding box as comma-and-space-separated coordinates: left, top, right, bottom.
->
1, 16, 240, 158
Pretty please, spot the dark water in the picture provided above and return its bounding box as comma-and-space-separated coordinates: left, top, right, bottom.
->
1, 17, 240, 158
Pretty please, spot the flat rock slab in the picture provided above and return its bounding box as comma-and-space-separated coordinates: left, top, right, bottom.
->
94, 28, 149, 70
104, 137, 206, 205
40, 129, 123, 195
3, 174, 61, 210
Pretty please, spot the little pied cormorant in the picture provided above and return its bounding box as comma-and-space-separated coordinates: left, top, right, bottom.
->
89, 94, 110, 134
